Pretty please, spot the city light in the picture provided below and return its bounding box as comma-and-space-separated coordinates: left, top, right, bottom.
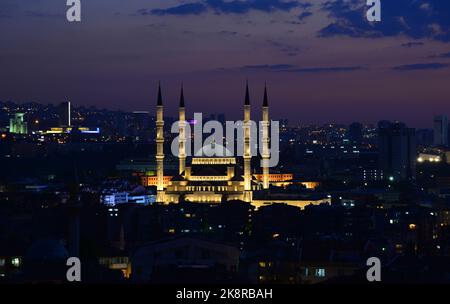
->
0, 2, 449, 286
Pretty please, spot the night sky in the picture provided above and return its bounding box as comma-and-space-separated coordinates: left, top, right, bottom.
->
1, 0, 450, 127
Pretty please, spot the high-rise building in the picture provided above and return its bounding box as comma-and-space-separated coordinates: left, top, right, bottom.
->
448, 121, 450, 146
9, 113, 28, 134
378, 121, 416, 181
433, 115, 448, 146
131, 111, 151, 142
348, 122, 363, 146
59, 101, 71, 127
416, 129, 434, 147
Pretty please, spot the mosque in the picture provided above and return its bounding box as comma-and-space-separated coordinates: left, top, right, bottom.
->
153, 82, 270, 204
150, 83, 329, 209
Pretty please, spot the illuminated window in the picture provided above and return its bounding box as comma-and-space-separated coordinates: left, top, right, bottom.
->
259, 261, 266, 268
0, 259, 5, 267
315, 268, 326, 277
11, 257, 21, 267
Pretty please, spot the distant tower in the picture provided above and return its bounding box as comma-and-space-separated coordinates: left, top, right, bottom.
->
9, 113, 28, 134
156, 83, 165, 203
243, 82, 252, 201
433, 115, 448, 147
262, 84, 270, 189
378, 121, 416, 181
179, 85, 187, 175
59, 101, 71, 127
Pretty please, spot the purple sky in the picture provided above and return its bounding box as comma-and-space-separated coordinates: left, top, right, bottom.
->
1, 0, 450, 127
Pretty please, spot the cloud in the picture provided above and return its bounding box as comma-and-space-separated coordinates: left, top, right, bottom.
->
217, 64, 365, 73
319, 0, 450, 42
298, 11, 312, 21
146, 23, 167, 29
218, 30, 238, 36
287, 66, 365, 73
144, 0, 310, 16
429, 52, 450, 58
149, 3, 207, 16
266, 39, 302, 57
242, 64, 297, 70
401, 42, 425, 48
392, 62, 449, 71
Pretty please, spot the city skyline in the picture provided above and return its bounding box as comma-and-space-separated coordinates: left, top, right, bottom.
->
1, 0, 450, 127
1, 95, 446, 130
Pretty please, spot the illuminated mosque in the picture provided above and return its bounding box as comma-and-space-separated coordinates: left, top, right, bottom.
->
147, 83, 328, 209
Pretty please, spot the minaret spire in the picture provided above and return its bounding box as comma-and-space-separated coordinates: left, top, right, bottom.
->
245, 80, 250, 105
263, 83, 269, 107
157, 82, 163, 106
179, 84, 185, 108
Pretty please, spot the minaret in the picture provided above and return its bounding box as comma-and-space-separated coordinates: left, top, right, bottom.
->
178, 85, 186, 175
262, 84, 270, 189
156, 83, 165, 203
243, 82, 252, 201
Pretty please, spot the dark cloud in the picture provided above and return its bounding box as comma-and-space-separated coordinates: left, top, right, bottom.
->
266, 39, 302, 57
216, 64, 295, 72
429, 52, 450, 58
242, 64, 297, 70
285, 20, 303, 25
392, 63, 449, 71
147, 3, 207, 16
218, 30, 238, 36
146, 23, 167, 29
146, 0, 310, 16
401, 42, 425, 48
298, 2, 312, 9
217, 64, 365, 73
320, 0, 450, 42
287, 66, 365, 73
298, 11, 312, 21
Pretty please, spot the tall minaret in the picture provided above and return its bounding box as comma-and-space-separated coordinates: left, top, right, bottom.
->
178, 85, 186, 175
262, 84, 270, 189
243, 82, 252, 201
156, 83, 165, 203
